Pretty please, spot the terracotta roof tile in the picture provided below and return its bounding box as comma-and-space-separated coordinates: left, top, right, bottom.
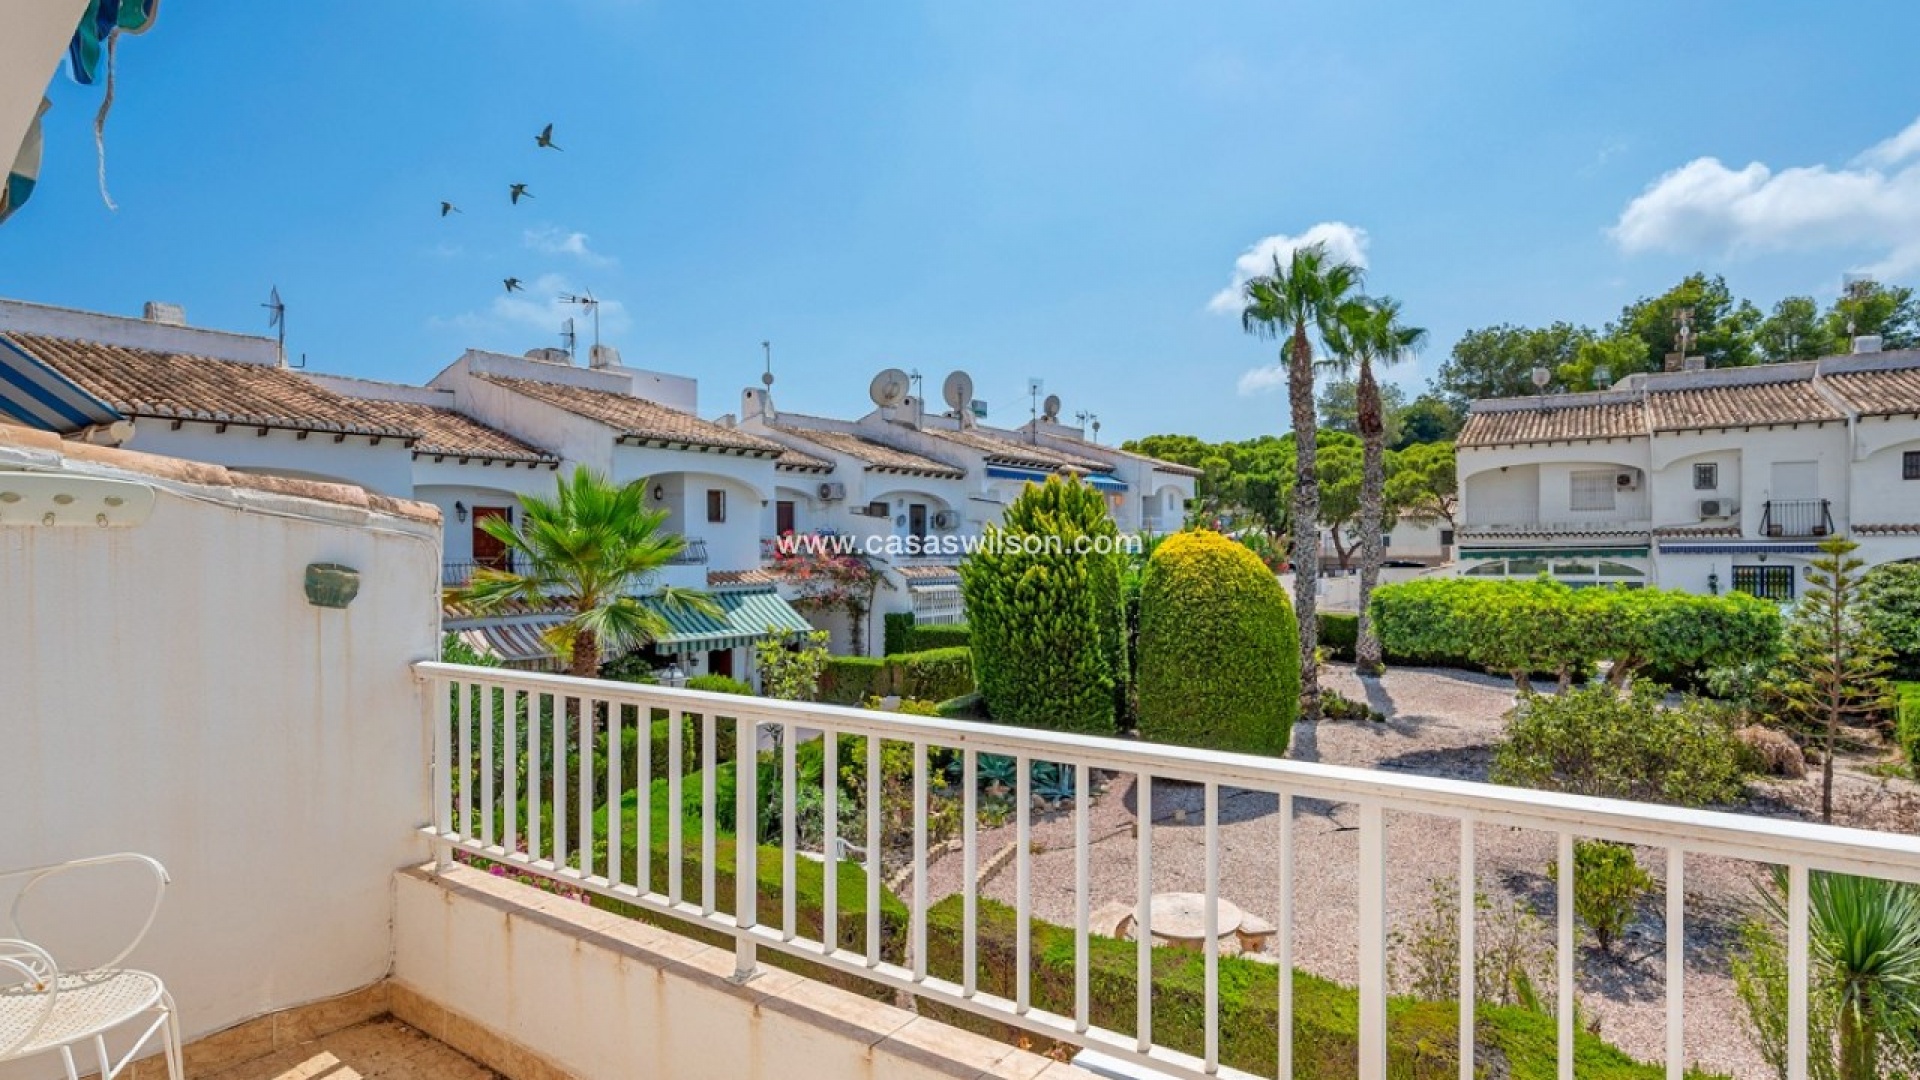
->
1458, 400, 1646, 447
772, 444, 835, 472
477, 375, 783, 455
1652, 523, 1743, 539
920, 425, 1113, 472
1822, 367, 1920, 417
1854, 522, 1920, 536
350, 398, 558, 464
764, 423, 965, 478
6, 333, 415, 439
1052, 436, 1206, 478
895, 563, 962, 582
1647, 379, 1842, 431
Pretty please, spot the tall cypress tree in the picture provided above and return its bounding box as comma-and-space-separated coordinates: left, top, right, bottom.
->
959, 476, 1124, 734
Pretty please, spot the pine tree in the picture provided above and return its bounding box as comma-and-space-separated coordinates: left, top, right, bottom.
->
1780, 537, 1894, 823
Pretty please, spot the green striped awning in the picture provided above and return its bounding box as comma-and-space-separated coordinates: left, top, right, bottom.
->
1459, 546, 1649, 560
641, 588, 813, 652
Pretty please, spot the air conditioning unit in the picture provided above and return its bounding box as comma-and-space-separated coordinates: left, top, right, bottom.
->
1615, 471, 1641, 491
932, 510, 958, 531
1698, 499, 1737, 519
817, 482, 846, 502
863, 500, 890, 518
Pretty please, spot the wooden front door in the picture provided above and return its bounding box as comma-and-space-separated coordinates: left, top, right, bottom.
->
708, 648, 734, 679
776, 499, 796, 536
471, 506, 512, 569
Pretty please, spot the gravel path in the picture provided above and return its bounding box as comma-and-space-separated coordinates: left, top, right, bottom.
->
917, 665, 1920, 1078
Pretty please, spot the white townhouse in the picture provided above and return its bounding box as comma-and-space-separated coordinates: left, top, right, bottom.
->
1017, 413, 1201, 534
0, 299, 812, 679
1456, 345, 1920, 600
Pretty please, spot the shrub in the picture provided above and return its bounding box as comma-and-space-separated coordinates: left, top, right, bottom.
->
1549, 841, 1653, 955
1736, 725, 1807, 779
685, 673, 752, 695
1862, 562, 1920, 678
756, 629, 831, 702
1137, 530, 1299, 756
934, 692, 984, 719
1491, 682, 1748, 807
890, 646, 974, 703
1371, 578, 1781, 691
1898, 683, 1920, 777
1318, 612, 1359, 662
819, 655, 888, 705
959, 476, 1124, 734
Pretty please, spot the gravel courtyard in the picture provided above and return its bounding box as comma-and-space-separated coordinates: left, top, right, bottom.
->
917, 664, 1920, 1078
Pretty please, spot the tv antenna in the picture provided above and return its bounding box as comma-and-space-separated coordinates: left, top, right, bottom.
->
1075, 410, 1100, 440
1027, 378, 1044, 441
560, 317, 577, 361
559, 290, 600, 355
908, 368, 924, 399
262, 286, 292, 367
761, 340, 774, 388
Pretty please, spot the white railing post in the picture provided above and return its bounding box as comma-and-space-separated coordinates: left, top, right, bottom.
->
1459, 817, 1476, 1080
1357, 802, 1387, 1080
1665, 847, 1684, 1080
430, 673, 451, 870
1787, 863, 1810, 1080
734, 712, 758, 981
1557, 833, 1575, 1080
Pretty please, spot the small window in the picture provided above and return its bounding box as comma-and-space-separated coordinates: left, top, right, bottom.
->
1732, 565, 1795, 602
1439, 528, 1456, 547
706, 489, 726, 523
1905, 451, 1920, 480
1569, 470, 1616, 512
1694, 463, 1719, 490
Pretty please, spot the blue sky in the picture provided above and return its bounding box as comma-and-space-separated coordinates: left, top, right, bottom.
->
8, 2, 1920, 442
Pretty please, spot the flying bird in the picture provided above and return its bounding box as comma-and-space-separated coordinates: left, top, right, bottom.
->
439, 201, 460, 217
534, 123, 561, 151
503, 277, 523, 293
509, 183, 532, 204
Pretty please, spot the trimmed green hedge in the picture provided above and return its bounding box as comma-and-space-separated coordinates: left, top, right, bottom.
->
887, 613, 971, 654
921, 897, 1712, 1079
820, 649, 976, 705
821, 656, 889, 704
1319, 612, 1359, 662
1137, 530, 1299, 755
1371, 578, 1780, 687
891, 646, 974, 703
686, 673, 754, 695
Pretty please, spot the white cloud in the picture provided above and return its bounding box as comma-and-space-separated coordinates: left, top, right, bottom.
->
1207, 222, 1370, 314
1611, 115, 1920, 276
1236, 364, 1291, 397
524, 226, 616, 267
434, 273, 631, 344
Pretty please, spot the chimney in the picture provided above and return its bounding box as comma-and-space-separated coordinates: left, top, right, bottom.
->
524, 348, 573, 366
589, 344, 622, 369
1853, 334, 1884, 354
1681, 356, 1706, 373
143, 302, 186, 326
741, 386, 774, 421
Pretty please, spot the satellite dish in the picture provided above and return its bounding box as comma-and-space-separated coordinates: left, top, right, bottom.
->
1042, 394, 1062, 421
870, 368, 911, 408
942, 371, 975, 414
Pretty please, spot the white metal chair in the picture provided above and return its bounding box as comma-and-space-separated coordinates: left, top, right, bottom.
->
0, 854, 181, 1080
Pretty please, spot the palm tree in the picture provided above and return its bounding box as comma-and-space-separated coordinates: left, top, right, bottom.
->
450, 465, 720, 679
1751, 870, 1920, 1080
1240, 243, 1365, 721
1328, 297, 1427, 677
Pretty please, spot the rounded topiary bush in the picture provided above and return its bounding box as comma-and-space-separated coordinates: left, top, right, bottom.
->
1136, 530, 1299, 755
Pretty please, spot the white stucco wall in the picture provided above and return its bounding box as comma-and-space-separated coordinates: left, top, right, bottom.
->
119, 421, 417, 497
0, 430, 438, 1073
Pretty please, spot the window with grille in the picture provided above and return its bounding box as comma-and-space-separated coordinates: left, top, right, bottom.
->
1905, 451, 1920, 480
1569, 470, 1617, 512
1732, 565, 1795, 602
706, 489, 726, 523
1694, 463, 1719, 490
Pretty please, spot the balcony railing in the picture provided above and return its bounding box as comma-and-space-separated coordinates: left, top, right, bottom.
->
419, 662, 1920, 1080
442, 559, 513, 585
1761, 498, 1834, 538
667, 536, 709, 565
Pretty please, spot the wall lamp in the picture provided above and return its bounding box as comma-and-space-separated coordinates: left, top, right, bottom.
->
454, 500, 467, 523
652, 484, 665, 501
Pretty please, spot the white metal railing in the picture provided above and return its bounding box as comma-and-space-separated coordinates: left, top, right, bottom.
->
414, 662, 1920, 1080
